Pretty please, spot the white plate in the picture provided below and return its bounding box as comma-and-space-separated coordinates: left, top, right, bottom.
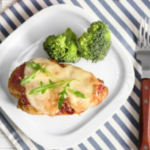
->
0, 5, 134, 149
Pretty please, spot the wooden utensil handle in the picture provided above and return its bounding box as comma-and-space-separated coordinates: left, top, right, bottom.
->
139, 79, 150, 150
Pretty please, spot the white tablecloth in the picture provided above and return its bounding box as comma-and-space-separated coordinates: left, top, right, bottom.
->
0, 1, 17, 149
1, 0, 17, 12
0, 0, 150, 150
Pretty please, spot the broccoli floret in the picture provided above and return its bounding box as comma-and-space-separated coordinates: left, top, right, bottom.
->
43, 28, 81, 63
78, 21, 111, 62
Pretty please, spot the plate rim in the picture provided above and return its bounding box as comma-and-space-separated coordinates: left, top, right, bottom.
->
0, 4, 135, 149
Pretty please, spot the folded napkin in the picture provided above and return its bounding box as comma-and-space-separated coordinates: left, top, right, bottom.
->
0, 0, 148, 149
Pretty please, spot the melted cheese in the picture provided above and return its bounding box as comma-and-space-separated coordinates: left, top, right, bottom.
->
24, 58, 103, 116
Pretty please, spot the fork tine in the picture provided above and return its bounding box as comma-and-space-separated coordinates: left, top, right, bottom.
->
143, 17, 147, 47
148, 17, 150, 47
138, 18, 143, 48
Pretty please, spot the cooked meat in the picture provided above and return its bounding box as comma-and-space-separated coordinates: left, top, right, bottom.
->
8, 58, 108, 116
8, 63, 42, 115
17, 99, 43, 115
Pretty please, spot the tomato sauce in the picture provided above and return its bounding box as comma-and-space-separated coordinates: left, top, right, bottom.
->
11, 63, 30, 105
97, 84, 105, 95
60, 64, 66, 68
60, 102, 75, 114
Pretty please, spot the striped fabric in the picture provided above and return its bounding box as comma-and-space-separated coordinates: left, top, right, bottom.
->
0, 0, 149, 150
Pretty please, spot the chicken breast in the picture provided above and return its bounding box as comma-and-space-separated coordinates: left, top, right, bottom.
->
8, 58, 108, 116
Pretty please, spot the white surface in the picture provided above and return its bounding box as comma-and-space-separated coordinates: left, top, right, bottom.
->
0, 5, 134, 149
0, 1, 17, 150
0, 0, 17, 12
0, 129, 15, 150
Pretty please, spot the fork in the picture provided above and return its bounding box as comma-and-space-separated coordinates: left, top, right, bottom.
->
137, 17, 150, 150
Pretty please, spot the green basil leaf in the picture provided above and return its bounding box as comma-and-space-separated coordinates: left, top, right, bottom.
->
29, 80, 73, 95
40, 81, 47, 94
68, 89, 86, 98
20, 71, 39, 85
28, 79, 75, 110
26, 62, 43, 70
57, 82, 71, 109
58, 95, 65, 109
26, 62, 60, 80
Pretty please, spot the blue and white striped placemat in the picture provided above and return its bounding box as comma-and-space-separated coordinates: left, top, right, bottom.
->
0, 0, 149, 150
